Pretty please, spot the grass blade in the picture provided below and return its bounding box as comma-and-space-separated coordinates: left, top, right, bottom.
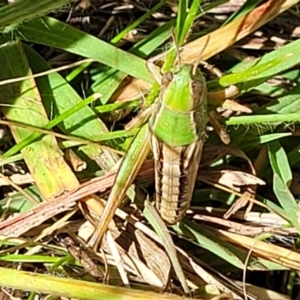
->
268, 141, 300, 232
0, 0, 75, 29
5, 17, 153, 83
176, 220, 245, 269
0, 267, 195, 300
0, 40, 79, 198
144, 200, 190, 295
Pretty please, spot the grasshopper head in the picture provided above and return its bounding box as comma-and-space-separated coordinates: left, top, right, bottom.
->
160, 64, 207, 113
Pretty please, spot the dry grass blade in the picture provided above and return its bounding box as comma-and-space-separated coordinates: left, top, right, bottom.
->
0, 160, 153, 236
199, 170, 265, 190
216, 230, 300, 270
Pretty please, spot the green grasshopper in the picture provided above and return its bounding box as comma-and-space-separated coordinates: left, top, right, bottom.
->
149, 63, 208, 224
87, 59, 212, 248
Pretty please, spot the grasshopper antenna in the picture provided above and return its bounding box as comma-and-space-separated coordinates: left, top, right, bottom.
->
192, 35, 210, 76
171, 28, 181, 67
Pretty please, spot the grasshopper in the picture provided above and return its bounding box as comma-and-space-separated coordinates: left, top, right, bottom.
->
149, 64, 208, 224
87, 58, 233, 249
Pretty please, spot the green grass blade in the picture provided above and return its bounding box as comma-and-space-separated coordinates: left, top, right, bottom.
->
65, 60, 91, 82
221, 39, 300, 94
288, 144, 300, 167
272, 173, 300, 232
1, 93, 99, 158
267, 141, 300, 232
2, 122, 136, 159
259, 82, 300, 114
24, 45, 121, 170
130, 20, 174, 58
110, 0, 167, 45
175, 0, 188, 43
0, 267, 195, 300
225, 113, 300, 126
0, 40, 78, 197
175, 220, 245, 269
219, 56, 287, 87
0, 0, 75, 29
245, 133, 292, 148
6, 17, 153, 83
267, 140, 292, 186
144, 200, 190, 295
0, 185, 43, 212
94, 100, 140, 114
178, 0, 202, 45
225, 80, 300, 148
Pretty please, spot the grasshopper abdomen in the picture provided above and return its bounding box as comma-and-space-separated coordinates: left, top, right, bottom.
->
149, 64, 208, 224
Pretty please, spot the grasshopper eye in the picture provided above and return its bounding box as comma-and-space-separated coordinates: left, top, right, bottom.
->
192, 80, 207, 106
161, 72, 173, 87
192, 79, 204, 93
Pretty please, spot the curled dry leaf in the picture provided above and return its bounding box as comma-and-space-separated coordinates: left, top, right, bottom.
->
223, 187, 254, 219
207, 145, 262, 219
221, 100, 252, 113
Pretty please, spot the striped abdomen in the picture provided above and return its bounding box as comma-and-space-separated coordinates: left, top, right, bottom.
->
150, 129, 205, 224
